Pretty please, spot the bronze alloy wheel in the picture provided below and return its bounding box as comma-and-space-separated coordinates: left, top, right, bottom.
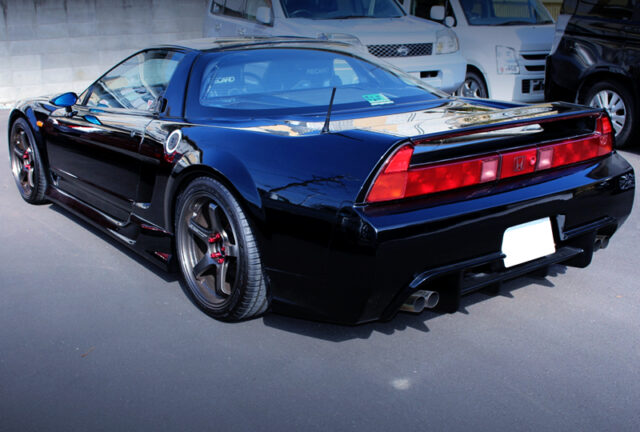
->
175, 177, 268, 320
179, 193, 240, 305
9, 118, 47, 204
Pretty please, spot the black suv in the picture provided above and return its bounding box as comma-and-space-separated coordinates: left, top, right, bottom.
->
545, 0, 639, 148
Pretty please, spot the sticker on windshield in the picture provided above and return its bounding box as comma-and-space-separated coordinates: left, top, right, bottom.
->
362, 93, 394, 106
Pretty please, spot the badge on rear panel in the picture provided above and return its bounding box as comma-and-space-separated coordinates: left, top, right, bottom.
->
362, 93, 394, 106
501, 218, 556, 268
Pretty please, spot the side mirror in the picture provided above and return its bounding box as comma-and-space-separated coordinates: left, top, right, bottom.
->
444, 16, 455, 27
256, 6, 273, 25
50, 92, 78, 108
430, 5, 445, 21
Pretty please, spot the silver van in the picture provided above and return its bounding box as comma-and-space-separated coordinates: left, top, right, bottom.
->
203, 0, 467, 94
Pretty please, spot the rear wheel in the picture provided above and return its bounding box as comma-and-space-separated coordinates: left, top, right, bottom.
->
9, 118, 48, 204
456, 71, 488, 99
175, 177, 268, 321
584, 80, 636, 148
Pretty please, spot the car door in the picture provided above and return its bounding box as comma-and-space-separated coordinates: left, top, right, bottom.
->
46, 50, 185, 221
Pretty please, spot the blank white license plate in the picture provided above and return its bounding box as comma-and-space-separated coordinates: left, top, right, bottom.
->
501, 218, 556, 268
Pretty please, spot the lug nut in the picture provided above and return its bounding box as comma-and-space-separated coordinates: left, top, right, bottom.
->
208, 233, 222, 244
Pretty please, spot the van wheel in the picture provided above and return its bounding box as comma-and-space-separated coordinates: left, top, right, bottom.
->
456, 71, 487, 99
584, 80, 635, 148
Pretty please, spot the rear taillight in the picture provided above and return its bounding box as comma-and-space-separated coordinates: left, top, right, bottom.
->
366, 114, 614, 203
365, 145, 412, 203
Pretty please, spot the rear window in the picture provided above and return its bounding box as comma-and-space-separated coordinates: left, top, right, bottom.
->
189, 48, 441, 117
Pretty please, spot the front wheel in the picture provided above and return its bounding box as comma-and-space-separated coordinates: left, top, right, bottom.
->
456, 71, 488, 99
584, 80, 636, 149
175, 177, 268, 321
9, 118, 48, 204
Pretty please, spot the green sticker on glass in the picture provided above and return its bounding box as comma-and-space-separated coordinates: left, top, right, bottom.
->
362, 93, 394, 106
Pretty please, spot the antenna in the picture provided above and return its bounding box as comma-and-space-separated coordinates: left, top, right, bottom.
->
322, 87, 337, 134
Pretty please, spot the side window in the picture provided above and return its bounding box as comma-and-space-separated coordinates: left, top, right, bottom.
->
246, 0, 272, 22
86, 50, 184, 111
212, 0, 224, 14
211, 0, 247, 18
412, 0, 456, 25
575, 0, 634, 20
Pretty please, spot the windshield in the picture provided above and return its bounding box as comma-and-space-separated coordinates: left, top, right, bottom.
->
279, 0, 404, 19
191, 48, 440, 116
460, 0, 553, 25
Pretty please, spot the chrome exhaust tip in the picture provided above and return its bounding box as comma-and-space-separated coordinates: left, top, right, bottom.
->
399, 290, 439, 313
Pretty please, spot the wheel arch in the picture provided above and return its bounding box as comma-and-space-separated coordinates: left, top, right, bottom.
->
464, 63, 490, 98
165, 158, 263, 235
7, 109, 28, 143
7, 107, 54, 173
576, 70, 637, 105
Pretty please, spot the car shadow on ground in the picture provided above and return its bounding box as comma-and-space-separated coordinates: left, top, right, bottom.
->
48, 203, 179, 284
619, 147, 640, 156
47, 201, 569, 342
261, 265, 567, 342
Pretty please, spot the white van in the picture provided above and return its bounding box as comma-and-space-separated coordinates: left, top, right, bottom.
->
203, 0, 466, 94
399, 0, 554, 102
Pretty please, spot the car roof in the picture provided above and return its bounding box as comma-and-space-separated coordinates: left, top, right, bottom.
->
155, 36, 356, 53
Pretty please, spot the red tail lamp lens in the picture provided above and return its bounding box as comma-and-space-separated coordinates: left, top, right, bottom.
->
404, 156, 498, 197
366, 145, 413, 202
366, 114, 614, 203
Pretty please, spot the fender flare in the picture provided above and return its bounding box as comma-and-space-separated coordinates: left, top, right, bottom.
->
164, 148, 263, 230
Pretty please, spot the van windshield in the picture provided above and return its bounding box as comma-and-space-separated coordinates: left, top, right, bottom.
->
279, 0, 404, 19
459, 0, 553, 25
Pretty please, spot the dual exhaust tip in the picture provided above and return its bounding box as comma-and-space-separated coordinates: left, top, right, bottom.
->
399, 290, 439, 314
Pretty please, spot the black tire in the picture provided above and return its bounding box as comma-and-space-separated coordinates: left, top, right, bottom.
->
583, 80, 636, 149
8, 117, 48, 204
456, 71, 488, 99
175, 176, 268, 321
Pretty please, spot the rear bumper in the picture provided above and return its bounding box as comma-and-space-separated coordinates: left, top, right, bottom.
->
270, 153, 635, 325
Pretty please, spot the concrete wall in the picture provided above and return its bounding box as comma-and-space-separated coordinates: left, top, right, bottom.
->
0, 0, 208, 106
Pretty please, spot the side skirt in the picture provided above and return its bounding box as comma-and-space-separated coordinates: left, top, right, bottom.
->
46, 186, 177, 272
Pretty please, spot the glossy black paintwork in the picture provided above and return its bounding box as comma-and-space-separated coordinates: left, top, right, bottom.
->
7, 39, 635, 324
545, 1, 640, 104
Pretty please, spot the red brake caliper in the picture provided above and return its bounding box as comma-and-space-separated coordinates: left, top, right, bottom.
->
22, 152, 31, 170
209, 233, 225, 264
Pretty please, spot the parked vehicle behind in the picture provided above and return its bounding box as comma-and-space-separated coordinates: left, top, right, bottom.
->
545, 0, 639, 148
401, 0, 554, 102
203, 0, 466, 94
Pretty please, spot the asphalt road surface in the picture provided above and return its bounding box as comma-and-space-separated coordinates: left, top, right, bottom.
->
1, 109, 639, 432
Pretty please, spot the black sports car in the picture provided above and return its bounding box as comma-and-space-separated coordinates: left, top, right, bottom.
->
7, 38, 635, 324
